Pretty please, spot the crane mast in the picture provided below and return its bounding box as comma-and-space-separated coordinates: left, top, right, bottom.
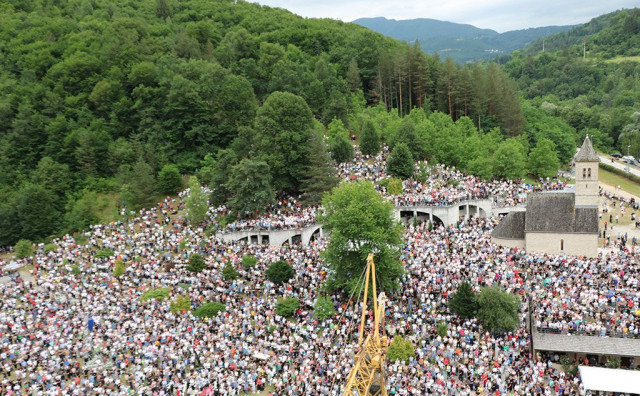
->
343, 254, 388, 396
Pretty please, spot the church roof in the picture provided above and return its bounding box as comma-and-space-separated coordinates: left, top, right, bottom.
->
575, 135, 599, 162
492, 211, 526, 239
524, 192, 598, 234
492, 192, 599, 240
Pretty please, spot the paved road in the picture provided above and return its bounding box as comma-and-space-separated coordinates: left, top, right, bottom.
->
599, 155, 640, 178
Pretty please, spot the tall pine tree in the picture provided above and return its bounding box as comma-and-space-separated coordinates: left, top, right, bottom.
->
387, 143, 414, 180
360, 121, 380, 156
301, 133, 339, 205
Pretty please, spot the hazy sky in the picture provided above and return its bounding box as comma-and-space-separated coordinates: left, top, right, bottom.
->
251, 0, 638, 32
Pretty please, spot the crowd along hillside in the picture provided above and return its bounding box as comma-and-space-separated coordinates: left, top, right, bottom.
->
0, 0, 578, 246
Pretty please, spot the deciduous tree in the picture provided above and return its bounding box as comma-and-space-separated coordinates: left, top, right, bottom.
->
319, 181, 404, 294
226, 159, 275, 218
475, 287, 521, 333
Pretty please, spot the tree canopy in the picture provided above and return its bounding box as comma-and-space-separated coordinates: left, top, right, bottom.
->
319, 181, 404, 294
475, 287, 521, 333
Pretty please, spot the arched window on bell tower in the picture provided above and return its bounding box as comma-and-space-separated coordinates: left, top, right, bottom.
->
582, 168, 586, 178
588, 168, 591, 178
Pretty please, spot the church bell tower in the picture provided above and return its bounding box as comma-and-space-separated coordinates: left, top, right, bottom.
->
574, 135, 599, 207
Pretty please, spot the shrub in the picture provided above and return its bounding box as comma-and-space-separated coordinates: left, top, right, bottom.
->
241, 255, 258, 269
71, 265, 81, 276
387, 335, 416, 363
222, 261, 239, 280
113, 259, 125, 279
14, 240, 33, 259
44, 243, 58, 252
95, 248, 114, 258
313, 296, 336, 321
275, 297, 300, 317
193, 302, 225, 318
140, 287, 171, 302
376, 178, 390, 188
436, 322, 448, 338
186, 253, 206, 273
170, 295, 192, 314
266, 260, 295, 285
179, 240, 187, 251
560, 355, 579, 376
607, 356, 621, 369
386, 178, 403, 195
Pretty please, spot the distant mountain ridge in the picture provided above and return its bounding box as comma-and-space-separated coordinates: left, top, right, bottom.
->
353, 17, 575, 63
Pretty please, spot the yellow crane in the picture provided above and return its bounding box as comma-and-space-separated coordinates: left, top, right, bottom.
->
343, 253, 389, 396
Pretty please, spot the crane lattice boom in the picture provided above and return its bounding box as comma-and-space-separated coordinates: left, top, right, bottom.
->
343, 254, 388, 396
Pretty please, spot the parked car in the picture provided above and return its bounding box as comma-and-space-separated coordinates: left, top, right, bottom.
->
611, 153, 622, 158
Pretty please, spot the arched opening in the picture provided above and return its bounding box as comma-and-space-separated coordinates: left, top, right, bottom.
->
238, 236, 248, 243
588, 168, 591, 178
261, 235, 269, 245
415, 211, 431, 224
283, 234, 302, 246
400, 210, 414, 219
250, 235, 259, 244
310, 227, 322, 243
430, 215, 444, 228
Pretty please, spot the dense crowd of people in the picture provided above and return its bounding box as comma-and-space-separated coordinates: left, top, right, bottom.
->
1, 148, 638, 395
220, 147, 565, 234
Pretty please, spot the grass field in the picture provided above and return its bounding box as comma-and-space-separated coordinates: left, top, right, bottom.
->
605, 55, 640, 64
599, 167, 640, 198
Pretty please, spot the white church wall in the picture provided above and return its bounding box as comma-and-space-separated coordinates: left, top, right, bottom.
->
525, 232, 598, 258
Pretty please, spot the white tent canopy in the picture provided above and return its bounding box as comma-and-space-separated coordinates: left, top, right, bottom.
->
578, 366, 640, 394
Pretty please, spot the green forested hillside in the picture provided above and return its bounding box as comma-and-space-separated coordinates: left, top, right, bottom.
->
497, 8, 640, 155
523, 8, 640, 58
0, 0, 537, 245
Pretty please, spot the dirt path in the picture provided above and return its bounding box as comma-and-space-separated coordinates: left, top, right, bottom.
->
600, 180, 640, 201
599, 181, 640, 253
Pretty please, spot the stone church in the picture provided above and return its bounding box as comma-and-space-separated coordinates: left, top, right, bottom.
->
492, 136, 599, 257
